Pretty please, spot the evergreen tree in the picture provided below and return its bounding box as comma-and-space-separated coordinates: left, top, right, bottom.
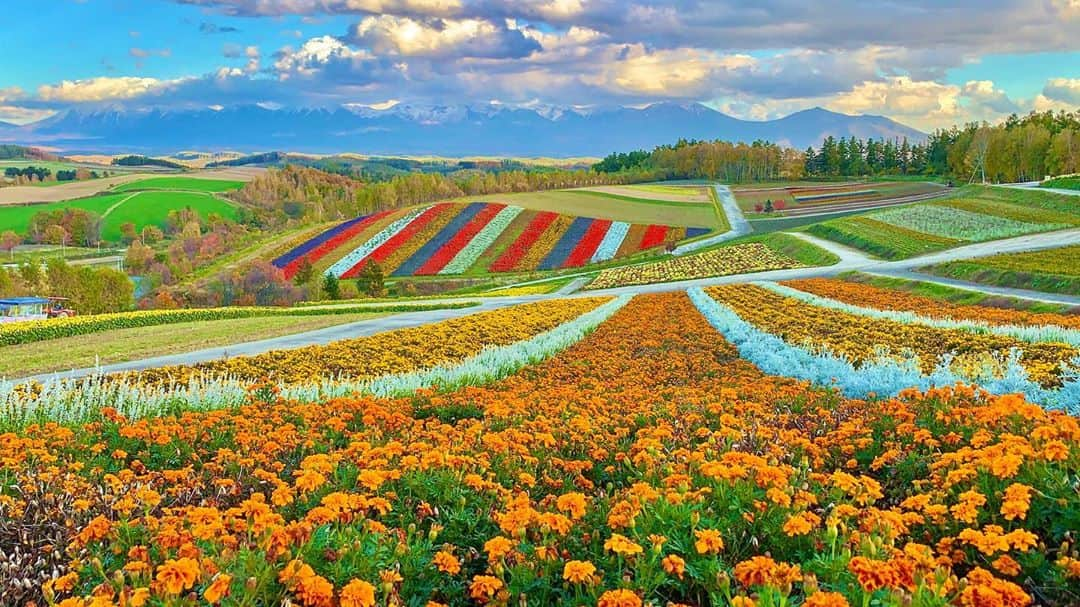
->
322, 273, 341, 300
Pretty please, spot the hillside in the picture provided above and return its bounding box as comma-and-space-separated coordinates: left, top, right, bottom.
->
0, 103, 926, 156
272, 201, 712, 279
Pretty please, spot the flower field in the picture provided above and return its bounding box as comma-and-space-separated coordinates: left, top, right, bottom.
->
5, 291, 1079, 607
925, 245, 1080, 296
270, 203, 711, 278
704, 283, 1078, 388
804, 189, 1078, 260
586, 243, 802, 290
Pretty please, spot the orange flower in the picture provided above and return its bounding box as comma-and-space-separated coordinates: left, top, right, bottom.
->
155, 557, 200, 596
992, 555, 1022, 577
847, 557, 896, 592
731, 597, 757, 607
782, 512, 820, 536
484, 536, 514, 561
662, 554, 686, 579
694, 529, 724, 554
735, 556, 777, 588
556, 492, 588, 520
597, 589, 642, 607
604, 533, 644, 557
433, 550, 461, 575
562, 560, 596, 584
340, 579, 377, 607
469, 575, 503, 602
803, 592, 851, 607
1000, 484, 1032, 521
203, 574, 232, 604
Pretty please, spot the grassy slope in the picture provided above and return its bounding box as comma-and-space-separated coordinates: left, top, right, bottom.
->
2, 312, 385, 378
843, 272, 1073, 313
446, 189, 719, 228
112, 177, 244, 193
923, 245, 1080, 296
0, 193, 128, 233
1040, 176, 1080, 191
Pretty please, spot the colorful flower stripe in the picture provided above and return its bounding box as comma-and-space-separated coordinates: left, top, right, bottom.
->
691, 286, 1080, 411
515, 214, 575, 271
562, 218, 612, 268
273, 215, 371, 278
590, 221, 630, 264
324, 206, 430, 278
415, 203, 505, 275
615, 223, 650, 258
489, 211, 558, 272
341, 203, 454, 278
686, 226, 711, 238
393, 202, 487, 277
538, 216, 593, 270
639, 224, 670, 249
439, 205, 524, 275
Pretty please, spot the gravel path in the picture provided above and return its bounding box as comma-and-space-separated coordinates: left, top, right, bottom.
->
671, 185, 752, 255
994, 182, 1080, 197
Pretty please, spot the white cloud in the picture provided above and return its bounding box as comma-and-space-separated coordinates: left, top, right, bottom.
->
37, 77, 177, 102
0, 105, 55, 125
349, 16, 538, 58
274, 36, 372, 78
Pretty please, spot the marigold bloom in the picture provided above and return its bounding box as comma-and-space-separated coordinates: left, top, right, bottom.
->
662, 554, 686, 579
604, 533, 644, 556
597, 589, 642, 607
735, 556, 778, 587
562, 560, 596, 584
556, 492, 588, 520
803, 592, 851, 607
469, 575, 503, 601
484, 536, 514, 561
694, 528, 724, 554
155, 557, 200, 596
340, 579, 377, 607
731, 597, 757, 607
433, 551, 461, 575
203, 574, 232, 604
847, 557, 895, 592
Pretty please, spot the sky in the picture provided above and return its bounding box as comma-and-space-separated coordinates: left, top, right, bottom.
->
1, 0, 1078, 131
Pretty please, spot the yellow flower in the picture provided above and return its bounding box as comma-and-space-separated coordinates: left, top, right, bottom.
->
155, 557, 200, 596
562, 560, 596, 584
340, 579, 377, 607
433, 550, 461, 575
694, 528, 724, 554
604, 533, 644, 556
597, 589, 642, 607
469, 575, 503, 602
203, 573, 232, 604
662, 554, 686, 579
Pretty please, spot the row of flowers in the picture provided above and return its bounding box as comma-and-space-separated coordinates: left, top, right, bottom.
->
272, 213, 384, 280
325, 206, 431, 278
0, 301, 470, 348
589, 221, 631, 264
344, 204, 457, 279
705, 284, 1077, 388
782, 277, 1080, 330
586, 243, 802, 290
760, 281, 1080, 348
413, 204, 507, 276
8, 292, 1077, 607
869, 204, 1063, 242
439, 206, 525, 275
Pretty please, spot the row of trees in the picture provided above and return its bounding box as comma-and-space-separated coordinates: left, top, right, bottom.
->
801, 109, 1080, 182
593, 139, 802, 182
0, 258, 134, 314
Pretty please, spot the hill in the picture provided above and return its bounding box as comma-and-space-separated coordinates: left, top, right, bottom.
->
0, 103, 926, 156
272, 201, 713, 280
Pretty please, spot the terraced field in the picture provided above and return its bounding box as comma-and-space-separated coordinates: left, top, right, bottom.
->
735, 180, 947, 216
924, 244, 1080, 296
805, 186, 1080, 259
272, 202, 712, 279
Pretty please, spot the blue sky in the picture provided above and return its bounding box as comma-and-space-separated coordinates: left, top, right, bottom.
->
1, 0, 1078, 130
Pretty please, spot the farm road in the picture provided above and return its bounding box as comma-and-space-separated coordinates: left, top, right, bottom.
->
995, 182, 1080, 197
671, 185, 752, 255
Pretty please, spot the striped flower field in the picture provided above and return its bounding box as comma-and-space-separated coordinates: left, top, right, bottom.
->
271, 202, 711, 278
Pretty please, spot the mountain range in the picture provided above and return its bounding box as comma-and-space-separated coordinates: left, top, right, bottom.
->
0, 103, 926, 157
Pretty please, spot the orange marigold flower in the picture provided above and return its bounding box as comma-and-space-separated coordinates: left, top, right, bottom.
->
731, 597, 757, 607
604, 533, 644, 557
562, 560, 596, 584
993, 555, 1022, 577
433, 550, 461, 575
735, 556, 778, 588
1000, 484, 1032, 521
782, 512, 820, 537
694, 529, 724, 554
469, 575, 503, 602
484, 536, 514, 561
803, 592, 851, 607
155, 557, 200, 596
597, 589, 642, 607
662, 554, 686, 579
340, 579, 377, 607
847, 556, 895, 592
203, 574, 232, 604
556, 492, 588, 520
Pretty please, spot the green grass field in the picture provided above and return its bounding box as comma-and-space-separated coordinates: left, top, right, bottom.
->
448, 189, 721, 228
841, 272, 1073, 313
1041, 176, 1080, 191
0, 190, 238, 242
112, 177, 245, 193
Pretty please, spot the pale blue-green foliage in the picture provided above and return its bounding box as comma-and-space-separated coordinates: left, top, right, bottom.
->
870, 204, 1063, 241
0, 295, 633, 428
688, 286, 1079, 413
757, 281, 1080, 347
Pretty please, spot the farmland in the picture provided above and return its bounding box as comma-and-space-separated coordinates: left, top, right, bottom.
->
111, 177, 245, 193
733, 181, 947, 215
804, 186, 1080, 260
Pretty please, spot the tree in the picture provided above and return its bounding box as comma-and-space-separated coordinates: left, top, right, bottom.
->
355, 260, 385, 298
44, 224, 69, 251
120, 222, 138, 245
322, 273, 341, 300
0, 230, 19, 260
141, 225, 164, 244
293, 258, 315, 286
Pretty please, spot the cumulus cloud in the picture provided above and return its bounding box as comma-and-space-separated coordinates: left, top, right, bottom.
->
37, 77, 180, 102
348, 16, 539, 58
